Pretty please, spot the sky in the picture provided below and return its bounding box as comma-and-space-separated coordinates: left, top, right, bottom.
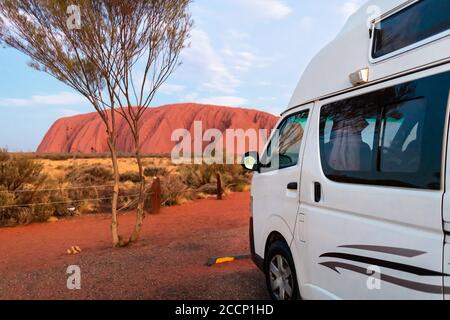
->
0, 0, 366, 151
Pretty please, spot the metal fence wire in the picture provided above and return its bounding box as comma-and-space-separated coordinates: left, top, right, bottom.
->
0, 183, 156, 210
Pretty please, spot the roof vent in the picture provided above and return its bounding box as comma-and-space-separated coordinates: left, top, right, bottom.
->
349, 68, 369, 86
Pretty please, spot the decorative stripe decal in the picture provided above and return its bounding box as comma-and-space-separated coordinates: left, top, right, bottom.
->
320, 252, 445, 276
320, 261, 448, 294
337, 245, 426, 258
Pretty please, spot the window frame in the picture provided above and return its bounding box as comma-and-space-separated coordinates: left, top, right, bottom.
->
369, 0, 450, 64
259, 109, 310, 173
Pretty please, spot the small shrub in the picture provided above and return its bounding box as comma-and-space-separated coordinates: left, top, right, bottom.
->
144, 166, 168, 178
0, 155, 75, 226
161, 175, 191, 206
0, 148, 10, 162
178, 164, 216, 189
178, 164, 251, 193
0, 187, 14, 206
120, 171, 141, 183
42, 153, 73, 161
196, 183, 218, 195
0, 155, 45, 191
66, 164, 113, 185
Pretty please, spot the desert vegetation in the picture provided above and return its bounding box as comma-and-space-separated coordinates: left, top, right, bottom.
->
0, 149, 251, 227
0, 0, 192, 246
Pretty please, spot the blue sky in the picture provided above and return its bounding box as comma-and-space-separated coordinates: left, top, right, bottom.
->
0, 0, 365, 151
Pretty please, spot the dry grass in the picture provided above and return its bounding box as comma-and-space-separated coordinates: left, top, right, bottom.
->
40, 157, 177, 179
1, 152, 252, 227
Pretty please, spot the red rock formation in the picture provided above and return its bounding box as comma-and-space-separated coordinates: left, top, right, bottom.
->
37, 103, 279, 154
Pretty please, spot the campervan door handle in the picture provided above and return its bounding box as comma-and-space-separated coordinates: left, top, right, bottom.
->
314, 182, 322, 203
287, 182, 298, 190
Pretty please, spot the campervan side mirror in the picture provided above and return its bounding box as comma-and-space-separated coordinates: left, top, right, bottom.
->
241, 151, 260, 172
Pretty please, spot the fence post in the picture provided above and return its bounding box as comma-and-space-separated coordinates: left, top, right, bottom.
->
151, 177, 161, 213
216, 173, 223, 200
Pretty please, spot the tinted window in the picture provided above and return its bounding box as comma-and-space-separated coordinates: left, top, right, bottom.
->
261, 110, 309, 172
320, 71, 450, 190
372, 0, 450, 59
322, 104, 378, 172
380, 99, 426, 173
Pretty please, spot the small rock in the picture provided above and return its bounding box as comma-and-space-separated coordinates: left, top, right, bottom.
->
66, 246, 82, 255
47, 216, 59, 223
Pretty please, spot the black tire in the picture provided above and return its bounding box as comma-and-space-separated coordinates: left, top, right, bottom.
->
265, 240, 300, 300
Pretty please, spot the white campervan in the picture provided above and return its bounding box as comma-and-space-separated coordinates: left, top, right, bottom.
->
243, 0, 450, 300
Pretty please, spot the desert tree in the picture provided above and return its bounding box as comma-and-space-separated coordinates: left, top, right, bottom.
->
104, 0, 192, 243
0, 0, 191, 246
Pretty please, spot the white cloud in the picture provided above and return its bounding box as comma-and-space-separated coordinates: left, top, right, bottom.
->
197, 96, 248, 106
339, 1, 361, 20
181, 27, 275, 100
0, 92, 86, 107
230, 51, 258, 72
235, 52, 256, 71
183, 29, 240, 94
223, 49, 273, 72
241, 0, 292, 19
159, 83, 185, 95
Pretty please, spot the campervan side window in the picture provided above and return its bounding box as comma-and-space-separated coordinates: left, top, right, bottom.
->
372, 0, 450, 60
260, 110, 309, 172
319, 71, 450, 190
380, 98, 426, 173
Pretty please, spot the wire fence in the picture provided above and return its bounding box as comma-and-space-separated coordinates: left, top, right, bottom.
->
0, 184, 115, 194
0, 192, 156, 209
0, 194, 133, 209
0, 176, 161, 213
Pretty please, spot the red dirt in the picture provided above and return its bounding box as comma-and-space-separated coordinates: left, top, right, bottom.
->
37, 103, 278, 154
0, 192, 268, 300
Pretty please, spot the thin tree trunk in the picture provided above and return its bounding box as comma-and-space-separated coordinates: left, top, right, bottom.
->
107, 137, 121, 247
129, 131, 145, 243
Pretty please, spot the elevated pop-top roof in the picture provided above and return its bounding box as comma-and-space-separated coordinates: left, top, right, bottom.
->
286, 0, 450, 113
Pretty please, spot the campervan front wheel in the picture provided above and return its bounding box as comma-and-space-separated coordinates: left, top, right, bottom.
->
265, 241, 299, 300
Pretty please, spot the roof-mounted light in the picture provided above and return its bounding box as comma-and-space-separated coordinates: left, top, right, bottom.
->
349, 68, 369, 86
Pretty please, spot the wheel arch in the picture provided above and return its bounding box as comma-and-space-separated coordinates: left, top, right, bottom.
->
264, 231, 290, 260
260, 214, 295, 260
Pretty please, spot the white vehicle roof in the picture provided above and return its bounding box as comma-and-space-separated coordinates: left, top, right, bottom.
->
286, 0, 450, 113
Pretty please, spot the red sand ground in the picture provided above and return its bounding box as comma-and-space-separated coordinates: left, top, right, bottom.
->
37, 103, 279, 154
0, 192, 268, 300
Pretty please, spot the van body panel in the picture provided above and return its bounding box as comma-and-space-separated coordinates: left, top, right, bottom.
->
251, 104, 313, 259
294, 67, 450, 299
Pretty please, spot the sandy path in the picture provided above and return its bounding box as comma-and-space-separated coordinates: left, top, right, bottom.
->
0, 192, 268, 300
